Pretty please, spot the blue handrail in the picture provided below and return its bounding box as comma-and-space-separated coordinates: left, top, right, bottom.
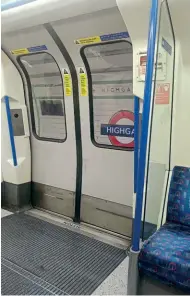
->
1, 0, 36, 11
132, 0, 158, 252
4, 96, 18, 167
134, 96, 140, 194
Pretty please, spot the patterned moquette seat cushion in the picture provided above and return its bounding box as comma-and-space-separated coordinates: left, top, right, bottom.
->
138, 166, 190, 292
167, 166, 190, 226
139, 222, 190, 291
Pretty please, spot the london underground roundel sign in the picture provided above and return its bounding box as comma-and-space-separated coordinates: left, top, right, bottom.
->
101, 110, 134, 148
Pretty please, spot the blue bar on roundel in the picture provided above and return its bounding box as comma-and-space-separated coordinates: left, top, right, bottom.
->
101, 124, 134, 137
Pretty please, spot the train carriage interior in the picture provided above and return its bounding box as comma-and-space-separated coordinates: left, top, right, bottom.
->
1, 0, 190, 295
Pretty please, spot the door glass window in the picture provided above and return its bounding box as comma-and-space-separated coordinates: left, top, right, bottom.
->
81, 41, 134, 150
18, 52, 67, 141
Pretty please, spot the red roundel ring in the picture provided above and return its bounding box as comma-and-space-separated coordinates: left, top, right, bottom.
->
108, 110, 134, 148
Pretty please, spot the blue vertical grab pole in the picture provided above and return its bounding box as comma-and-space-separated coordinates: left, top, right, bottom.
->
134, 96, 140, 194
132, 0, 159, 252
4, 96, 18, 166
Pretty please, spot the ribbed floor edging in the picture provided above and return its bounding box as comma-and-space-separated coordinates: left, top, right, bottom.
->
2, 258, 67, 295
2, 213, 127, 295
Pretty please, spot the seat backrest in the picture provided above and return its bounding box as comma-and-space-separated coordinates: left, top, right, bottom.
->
167, 166, 190, 226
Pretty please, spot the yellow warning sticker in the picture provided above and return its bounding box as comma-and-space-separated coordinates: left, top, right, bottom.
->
63, 69, 72, 96
79, 67, 88, 97
11, 45, 48, 55
11, 48, 29, 55
75, 36, 101, 45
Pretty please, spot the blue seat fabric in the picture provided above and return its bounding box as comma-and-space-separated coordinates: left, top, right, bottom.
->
167, 166, 190, 227
138, 166, 190, 292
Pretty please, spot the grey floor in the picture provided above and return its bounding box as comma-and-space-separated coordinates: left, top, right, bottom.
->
1, 209, 128, 295
1, 209, 12, 218
93, 257, 128, 295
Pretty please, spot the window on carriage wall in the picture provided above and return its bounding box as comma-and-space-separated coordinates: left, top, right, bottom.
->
18, 52, 67, 142
81, 41, 134, 150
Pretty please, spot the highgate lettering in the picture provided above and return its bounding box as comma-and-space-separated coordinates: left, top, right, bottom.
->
101, 124, 134, 137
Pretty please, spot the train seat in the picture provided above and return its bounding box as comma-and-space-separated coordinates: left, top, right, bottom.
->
138, 166, 190, 292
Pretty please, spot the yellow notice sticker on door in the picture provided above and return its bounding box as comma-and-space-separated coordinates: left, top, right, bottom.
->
63, 69, 72, 96
11, 48, 29, 55
75, 36, 101, 45
79, 67, 88, 96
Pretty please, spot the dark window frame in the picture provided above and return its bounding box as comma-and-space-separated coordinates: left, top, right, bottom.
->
80, 40, 134, 151
17, 51, 67, 143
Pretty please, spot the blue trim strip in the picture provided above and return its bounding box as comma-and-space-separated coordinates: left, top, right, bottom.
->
134, 96, 140, 193
4, 96, 17, 166
1, 0, 36, 11
132, 0, 158, 252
